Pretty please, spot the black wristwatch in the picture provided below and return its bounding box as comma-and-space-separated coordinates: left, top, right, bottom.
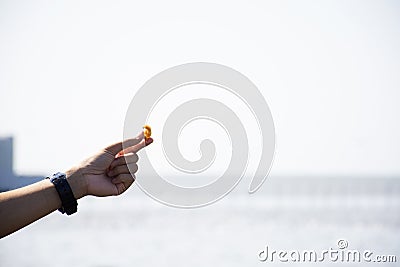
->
47, 172, 78, 215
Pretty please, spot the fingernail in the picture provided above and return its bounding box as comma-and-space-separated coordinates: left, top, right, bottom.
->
145, 137, 153, 146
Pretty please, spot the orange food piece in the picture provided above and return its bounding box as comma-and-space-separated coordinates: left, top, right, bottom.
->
143, 125, 152, 139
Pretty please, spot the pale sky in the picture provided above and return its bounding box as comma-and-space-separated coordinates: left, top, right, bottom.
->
0, 0, 399, 177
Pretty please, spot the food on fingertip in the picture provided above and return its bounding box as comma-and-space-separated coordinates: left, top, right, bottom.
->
143, 125, 153, 146
143, 125, 152, 139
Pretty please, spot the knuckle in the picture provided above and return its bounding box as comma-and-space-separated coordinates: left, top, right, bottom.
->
129, 163, 138, 172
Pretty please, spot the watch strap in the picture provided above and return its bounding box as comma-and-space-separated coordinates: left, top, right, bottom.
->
47, 172, 78, 215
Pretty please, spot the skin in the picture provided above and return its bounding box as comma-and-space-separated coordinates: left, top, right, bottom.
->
0, 132, 153, 238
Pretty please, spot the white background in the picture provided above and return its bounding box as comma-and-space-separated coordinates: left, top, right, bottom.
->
1, 0, 399, 177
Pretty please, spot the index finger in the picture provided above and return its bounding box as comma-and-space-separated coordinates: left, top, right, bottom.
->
105, 132, 144, 155
118, 137, 153, 156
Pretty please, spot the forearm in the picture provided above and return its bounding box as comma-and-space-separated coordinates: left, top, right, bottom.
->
0, 170, 87, 239
0, 179, 61, 238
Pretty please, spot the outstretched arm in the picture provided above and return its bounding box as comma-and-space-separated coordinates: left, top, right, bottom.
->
0, 132, 152, 238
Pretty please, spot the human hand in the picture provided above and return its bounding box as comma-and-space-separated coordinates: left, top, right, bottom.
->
66, 132, 153, 199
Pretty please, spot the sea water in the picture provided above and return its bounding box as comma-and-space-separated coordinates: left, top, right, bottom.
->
1, 177, 399, 267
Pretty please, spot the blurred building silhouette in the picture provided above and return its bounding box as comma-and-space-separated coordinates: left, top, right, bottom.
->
0, 137, 42, 192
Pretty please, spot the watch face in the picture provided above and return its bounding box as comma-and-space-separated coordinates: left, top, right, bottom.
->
49, 172, 67, 184
52, 172, 66, 180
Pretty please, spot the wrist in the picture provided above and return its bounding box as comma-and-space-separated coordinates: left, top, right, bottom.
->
66, 167, 87, 199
